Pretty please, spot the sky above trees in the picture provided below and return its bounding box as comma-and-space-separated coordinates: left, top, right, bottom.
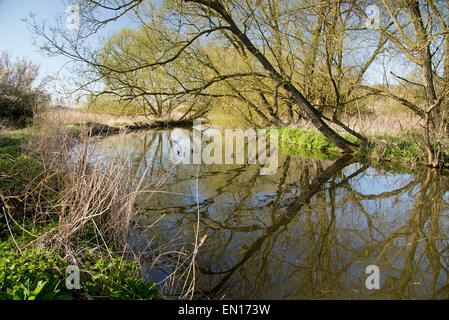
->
0, 0, 391, 90
0, 0, 134, 99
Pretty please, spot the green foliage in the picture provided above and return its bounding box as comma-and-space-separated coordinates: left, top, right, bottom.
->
0, 239, 160, 300
355, 131, 423, 165
372, 135, 420, 163
210, 107, 253, 128
278, 127, 361, 150
0, 134, 26, 157
83, 257, 160, 300
86, 94, 144, 116
279, 127, 337, 152
278, 126, 447, 166
0, 134, 56, 200
0, 242, 71, 300
0, 134, 36, 240
353, 130, 449, 167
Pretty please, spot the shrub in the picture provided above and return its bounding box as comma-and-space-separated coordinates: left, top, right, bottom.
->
0, 52, 49, 122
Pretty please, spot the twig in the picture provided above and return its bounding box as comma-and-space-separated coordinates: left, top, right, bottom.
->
3, 207, 22, 255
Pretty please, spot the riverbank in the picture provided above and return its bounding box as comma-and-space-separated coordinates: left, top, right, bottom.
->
38, 106, 203, 132
38, 108, 438, 169
0, 127, 161, 300
47, 109, 448, 169
278, 126, 449, 169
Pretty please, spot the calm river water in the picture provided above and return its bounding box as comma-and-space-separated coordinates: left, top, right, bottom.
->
91, 128, 449, 299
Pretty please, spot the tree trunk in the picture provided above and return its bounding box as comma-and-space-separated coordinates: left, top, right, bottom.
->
408, 0, 440, 166
188, 0, 360, 153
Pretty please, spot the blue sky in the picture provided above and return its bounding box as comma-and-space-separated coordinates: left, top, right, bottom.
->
0, 0, 71, 80
0, 0, 134, 99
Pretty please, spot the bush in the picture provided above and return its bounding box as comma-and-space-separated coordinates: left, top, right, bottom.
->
0, 240, 71, 300
0, 52, 49, 122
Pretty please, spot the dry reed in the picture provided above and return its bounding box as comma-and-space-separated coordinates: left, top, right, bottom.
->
22, 113, 203, 299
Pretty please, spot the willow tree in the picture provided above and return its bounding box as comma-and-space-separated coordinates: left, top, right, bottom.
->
30, 0, 378, 152
93, 27, 215, 120
187, 0, 383, 136
176, 0, 362, 152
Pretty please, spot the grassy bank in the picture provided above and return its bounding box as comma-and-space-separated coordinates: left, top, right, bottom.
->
0, 129, 161, 300
278, 127, 359, 158
278, 127, 449, 168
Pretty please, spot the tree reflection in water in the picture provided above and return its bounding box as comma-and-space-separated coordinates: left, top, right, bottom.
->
93, 130, 449, 299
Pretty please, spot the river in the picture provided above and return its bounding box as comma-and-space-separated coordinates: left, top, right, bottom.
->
90, 128, 449, 299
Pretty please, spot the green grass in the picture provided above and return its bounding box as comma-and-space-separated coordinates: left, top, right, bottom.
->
277, 127, 360, 156
279, 127, 335, 152
354, 129, 449, 168
355, 132, 422, 165
0, 133, 28, 157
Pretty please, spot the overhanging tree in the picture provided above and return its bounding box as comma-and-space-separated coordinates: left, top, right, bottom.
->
30, 0, 379, 152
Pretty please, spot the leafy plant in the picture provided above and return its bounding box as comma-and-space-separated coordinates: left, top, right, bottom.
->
0, 239, 160, 300
83, 257, 160, 300
0, 243, 71, 300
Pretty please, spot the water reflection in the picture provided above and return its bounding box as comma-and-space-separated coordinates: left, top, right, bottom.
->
93, 129, 449, 299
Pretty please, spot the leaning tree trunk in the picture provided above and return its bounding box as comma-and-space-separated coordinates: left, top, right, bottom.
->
187, 0, 359, 153
235, 24, 359, 152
